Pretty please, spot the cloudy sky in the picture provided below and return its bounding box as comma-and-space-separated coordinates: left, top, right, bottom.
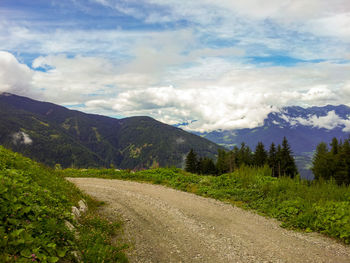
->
1, 0, 350, 132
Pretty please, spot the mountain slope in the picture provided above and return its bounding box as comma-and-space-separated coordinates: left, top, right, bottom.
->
0, 93, 220, 169
197, 105, 350, 178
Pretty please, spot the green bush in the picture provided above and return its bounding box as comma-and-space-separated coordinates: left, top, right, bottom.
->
0, 146, 128, 262
76, 213, 128, 263
0, 147, 75, 262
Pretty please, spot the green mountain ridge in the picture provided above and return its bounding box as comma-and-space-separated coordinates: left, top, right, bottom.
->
0, 93, 220, 169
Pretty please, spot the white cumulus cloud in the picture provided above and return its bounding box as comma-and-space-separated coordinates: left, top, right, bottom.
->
1, 51, 350, 132
294, 111, 350, 132
0, 51, 33, 96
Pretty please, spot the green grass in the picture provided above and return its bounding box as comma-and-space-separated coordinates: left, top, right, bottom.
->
0, 146, 128, 262
62, 166, 350, 244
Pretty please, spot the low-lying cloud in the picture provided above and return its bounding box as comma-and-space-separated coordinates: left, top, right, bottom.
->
294, 111, 350, 132
1, 51, 350, 132
12, 131, 33, 145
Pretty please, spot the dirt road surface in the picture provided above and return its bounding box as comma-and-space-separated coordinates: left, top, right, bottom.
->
67, 178, 350, 263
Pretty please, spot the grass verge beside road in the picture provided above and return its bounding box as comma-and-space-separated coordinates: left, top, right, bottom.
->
62, 166, 350, 244
0, 146, 128, 262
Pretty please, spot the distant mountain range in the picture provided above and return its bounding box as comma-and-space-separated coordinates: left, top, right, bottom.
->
2, 92, 348, 178
196, 105, 350, 178
0, 93, 220, 169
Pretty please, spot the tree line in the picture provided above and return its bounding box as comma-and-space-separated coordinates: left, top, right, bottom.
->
312, 137, 350, 185
185, 136, 298, 178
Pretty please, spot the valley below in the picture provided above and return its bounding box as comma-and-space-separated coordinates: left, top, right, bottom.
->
68, 177, 350, 263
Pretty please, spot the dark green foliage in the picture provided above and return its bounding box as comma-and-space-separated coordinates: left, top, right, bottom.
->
191, 138, 297, 177
268, 143, 278, 177
331, 137, 339, 155
198, 157, 217, 175
312, 137, 350, 185
312, 142, 332, 181
62, 166, 350, 244
216, 143, 254, 175
0, 93, 220, 170
280, 137, 298, 178
0, 146, 128, 262
216, 149, 230, 174
214, 138, 297, 178
185, 149, 198, 174
0, 146, 78, 262
236, 143, 254, 167
266, 138, 298, 178
254, 142, 267, 167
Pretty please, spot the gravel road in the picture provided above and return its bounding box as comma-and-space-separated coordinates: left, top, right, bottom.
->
67, 178, 350, 263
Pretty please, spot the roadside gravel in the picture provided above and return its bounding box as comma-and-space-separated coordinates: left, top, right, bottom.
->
67, 178, 350, 263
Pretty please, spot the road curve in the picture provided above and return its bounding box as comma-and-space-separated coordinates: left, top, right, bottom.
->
67, 178, 350, 263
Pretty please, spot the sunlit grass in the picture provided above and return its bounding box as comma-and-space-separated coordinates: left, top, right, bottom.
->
62, 165, 350, 244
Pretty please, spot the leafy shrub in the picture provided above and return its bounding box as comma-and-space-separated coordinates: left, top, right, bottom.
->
0, 147, 75, 262
0, 146, 128, 262
76, 214, 128, 263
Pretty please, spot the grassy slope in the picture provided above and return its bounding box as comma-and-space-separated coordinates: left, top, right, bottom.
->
0, 146, 128, 263
62, 166, 350, 244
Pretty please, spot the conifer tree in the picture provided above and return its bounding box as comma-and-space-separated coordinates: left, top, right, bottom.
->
216, 149, 229, 175
185, 149, 198, 174
330, 137, 339, 155
268, 142, 278, 177
332, 139, 349, 185
312, 142, 332, 180
280, 137, 298, 178
254, 142, 267, 167
341, 139, 350, 185
276, 144, 282, 177
197, 157, 204, 174
232, 146, 239, 169
237, 142, 253, 167
199, 157, 217, 175
312, 138, 350, 185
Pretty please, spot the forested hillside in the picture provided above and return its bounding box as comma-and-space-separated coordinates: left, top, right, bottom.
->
0, 93, 220, 169
195, 105, 350, 178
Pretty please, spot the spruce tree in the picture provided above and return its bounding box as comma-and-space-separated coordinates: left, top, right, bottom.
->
276, 144, 282, 177
185, 149, 198, 174
268, 142, 278, 177
330, 137, 339, 155
237, 142, 253, 167
281, 137, 298, 178
333, 139, 348, 185
200, 157, 217, 175
312, 138, 350, 185
197, 157, 204, 174
216, 149, 229, 175
254, 142, 267, 167
312, 142, 332, 181
341, 139, 350, 185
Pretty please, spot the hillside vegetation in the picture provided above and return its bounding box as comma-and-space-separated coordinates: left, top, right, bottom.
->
0, 93, 220, 169
62, 166, 350, 244
0, 146, 127, 262
197, 105, 350, 178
